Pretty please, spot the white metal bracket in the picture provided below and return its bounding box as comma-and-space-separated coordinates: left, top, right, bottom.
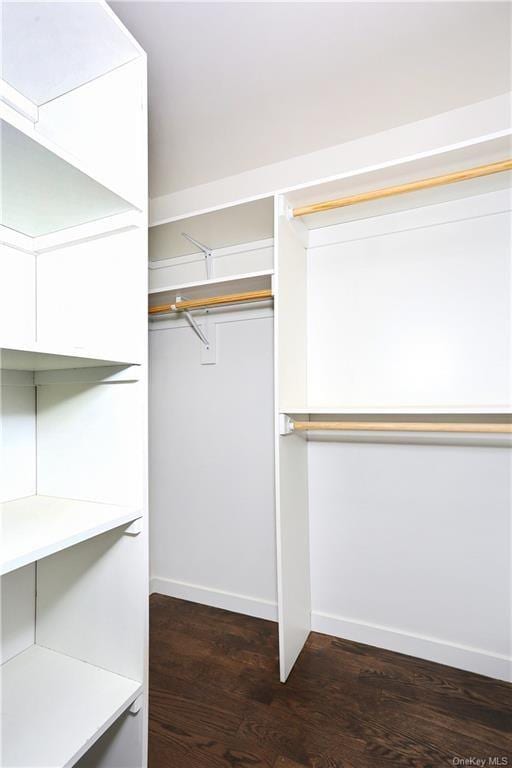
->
124, 518, 142, 536
181, 232, 213, 280
200, 311, 216, 365
279, 414, 295, 435
182, 309, 210, 346
129, 695, 144, 715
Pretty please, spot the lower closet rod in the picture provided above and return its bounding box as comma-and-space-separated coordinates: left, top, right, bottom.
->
290, 420, 512, 434
149, 288, 273, 315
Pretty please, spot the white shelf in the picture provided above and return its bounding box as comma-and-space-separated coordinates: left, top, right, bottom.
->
2, 2, 141, 105
1, 495, 141, 575
148, 269, 274, 310
1, 645, 141, 768
0, 342, 141, 371
1, 117, 138, 237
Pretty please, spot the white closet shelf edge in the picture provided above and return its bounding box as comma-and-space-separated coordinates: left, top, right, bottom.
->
0, 343, 142, 371
0, 495, 142, 575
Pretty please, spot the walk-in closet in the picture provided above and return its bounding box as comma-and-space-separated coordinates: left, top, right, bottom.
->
2, 2, 511, 767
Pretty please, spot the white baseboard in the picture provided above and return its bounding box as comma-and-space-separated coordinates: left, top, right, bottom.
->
311, 610, 511, 683
150, 576, 278, 622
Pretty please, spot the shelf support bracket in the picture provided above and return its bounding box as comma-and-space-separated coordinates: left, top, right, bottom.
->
280, 414, 295, 436
129, 695, 144, 715
182, 309, 210, 347
181, 232, 213, 280
124, 518, 142, 536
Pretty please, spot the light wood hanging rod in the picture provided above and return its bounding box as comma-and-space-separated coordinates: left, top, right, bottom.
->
292, 158, 512, 218
149, 288, 273, 315
291, 420, 512, 434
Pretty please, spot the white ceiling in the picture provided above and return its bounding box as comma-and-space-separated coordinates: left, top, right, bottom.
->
110, 2, 511, 200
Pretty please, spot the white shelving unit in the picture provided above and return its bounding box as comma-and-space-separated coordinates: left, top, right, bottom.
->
1, 3, 148, 766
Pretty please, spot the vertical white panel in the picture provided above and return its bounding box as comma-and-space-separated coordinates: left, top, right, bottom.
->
36, 529, 145, 682
0, 383, 36, 502
0, 565, 35, 664
276, 206, 308, 411
275, 197, 311, 680
0, 244, 35, 347
36, 382, 143, 507
36, 228, 145, 363
275, 432, 310, 681
36, 58, 145, 209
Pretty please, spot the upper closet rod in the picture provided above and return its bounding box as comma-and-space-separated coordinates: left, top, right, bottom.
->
292, 158, 512, 218
289, 420, 512, 434
149, 288, 273, 315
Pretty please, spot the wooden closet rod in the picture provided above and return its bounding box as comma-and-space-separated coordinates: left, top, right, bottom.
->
292, 158, 512, 218
291, 420, 512, 434
149, 288, 273, 315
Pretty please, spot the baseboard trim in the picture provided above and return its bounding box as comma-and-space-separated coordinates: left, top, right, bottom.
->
150, 576, 278, 622
311, 610, 511, 683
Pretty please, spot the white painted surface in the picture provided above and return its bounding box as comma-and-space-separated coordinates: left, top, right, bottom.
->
307, 190, 511, 411
276, 210, 307, 412
75, 709, 144, 768
0, 495, 141, 575
149, 310, 277, 610
0, 644, 141, 768
0, 117, 136, 237
149, 94, 511, 224
0, 245, 35, 349
1, 565, 35, 664
150, 197, 274, 257
2, 1, 140, 104
275, 432, 310, 682
37, 228, 146, 364
113, 2, 510, 198
36, 528, 146, 681
37, 58, 146, 210
0, 383, 36, 503
308, 439, 511, 681
36, 383, 143, 508
149, 242, 274, 292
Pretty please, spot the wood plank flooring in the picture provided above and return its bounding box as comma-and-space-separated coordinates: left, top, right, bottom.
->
149, 594, 511, 768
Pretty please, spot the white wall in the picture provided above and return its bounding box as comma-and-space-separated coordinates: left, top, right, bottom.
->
308, 438, 511, 680
149, 308, 277, 619
307, 189, 511, 412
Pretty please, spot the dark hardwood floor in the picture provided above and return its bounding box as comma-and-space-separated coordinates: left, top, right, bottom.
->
149, 594, 511, 768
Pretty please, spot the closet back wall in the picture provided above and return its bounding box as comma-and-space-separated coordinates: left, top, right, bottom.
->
149, 307, 277, 619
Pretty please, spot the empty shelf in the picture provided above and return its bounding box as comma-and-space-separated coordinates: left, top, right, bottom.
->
0, 342, 141, 371
1, 495, 141, 575
1, 118, 137, 237
148, 269, 273, 311
1, 645, 141, 768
